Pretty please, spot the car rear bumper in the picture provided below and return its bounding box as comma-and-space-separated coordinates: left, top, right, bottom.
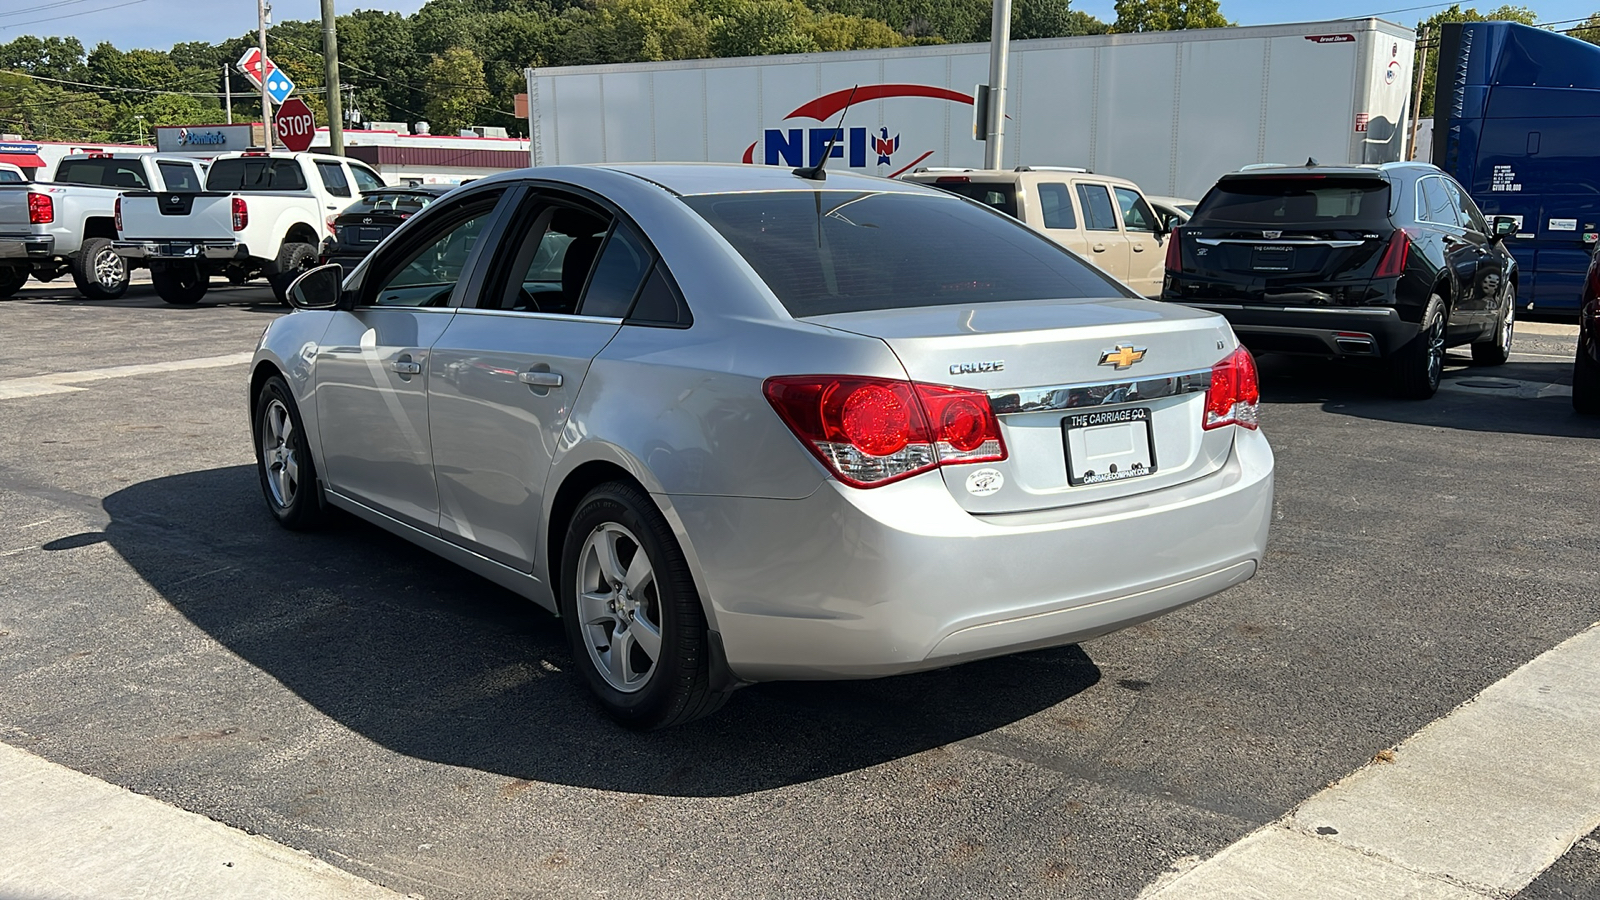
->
113, 240, 247, 263
670, 427, 1274, 682
1171, 302, 1418, 357
0, 233, 53, 262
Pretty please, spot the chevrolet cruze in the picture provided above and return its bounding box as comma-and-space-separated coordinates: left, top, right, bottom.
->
251, 163, 1274, 729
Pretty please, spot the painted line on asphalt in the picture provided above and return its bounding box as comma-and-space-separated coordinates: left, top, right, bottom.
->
1139, 622, 1600, 899
0, 741, 405, 899
0, 352, 253, 400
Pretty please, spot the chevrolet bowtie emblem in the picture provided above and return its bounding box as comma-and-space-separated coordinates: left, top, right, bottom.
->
1099, 345, 1147, 369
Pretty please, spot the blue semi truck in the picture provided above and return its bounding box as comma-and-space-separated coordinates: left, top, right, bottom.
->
1434, 21, 1600, 314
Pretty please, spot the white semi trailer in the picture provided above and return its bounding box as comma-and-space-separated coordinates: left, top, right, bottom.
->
525, 18, 1416, 200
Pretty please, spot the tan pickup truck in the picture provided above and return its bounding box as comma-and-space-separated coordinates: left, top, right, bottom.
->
900, 166, 1172, 298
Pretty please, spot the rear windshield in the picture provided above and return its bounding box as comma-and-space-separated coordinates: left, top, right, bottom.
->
346, 191, 440, 216
682, 190, 1127, 317
1191, 177, 1391, 228
0, 170, 22, 183
921, 180, 1019, 218
54, 158, 149, 189
206, 158, 308, 192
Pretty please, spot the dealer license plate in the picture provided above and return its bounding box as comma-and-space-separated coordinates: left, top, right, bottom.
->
1062, 407, 1157, 486
1251, 246, 1295, 271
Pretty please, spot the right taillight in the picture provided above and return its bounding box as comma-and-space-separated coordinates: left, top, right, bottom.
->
27, 192, 53, 225
1203, 346, 1260, 431
1165, 227, 1182, 273
1374, 229, 1411, 278
231, 197, 248, 231
764, 375, 1007, 488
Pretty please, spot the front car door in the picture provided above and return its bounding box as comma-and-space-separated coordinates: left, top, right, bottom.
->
1418, 174, 1489, 333
1073, 181, 1133, 286
1446, 177, 1509, 329
427, 189, 654, 571
1114, 185, 1165, 296
313, 188, 510, 531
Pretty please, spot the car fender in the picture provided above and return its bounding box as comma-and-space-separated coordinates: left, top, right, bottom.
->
250, 312, 337, 483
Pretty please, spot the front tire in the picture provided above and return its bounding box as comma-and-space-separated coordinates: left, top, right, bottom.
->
268, 242, 318, 306
1471, 281, 1515, 366
559, 482, 725, 729
70, 237, 130, 300
0, 266, 26, 299
1391, 295, 1447, 399
254, 375, 327, 530
151, 261, 208, 305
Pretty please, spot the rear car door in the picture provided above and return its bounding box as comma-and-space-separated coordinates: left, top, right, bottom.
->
426, 189, 651, 571
1074, 181, 1132, 284
1115, 185, 1164, 296
1034, 182, 1091, 257
313, 188, 510, 531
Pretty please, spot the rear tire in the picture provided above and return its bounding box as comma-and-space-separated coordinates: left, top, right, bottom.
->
69, 237, 130, 300
269, 242, 318, 306
1391, 295, 1447, 399
150, 261, 208, 305
1471, 281, 1515, 366
1575, 335, 1600, 415
254, 375, 327, 530
559, 482, 726, 729
0, 266, 26, 299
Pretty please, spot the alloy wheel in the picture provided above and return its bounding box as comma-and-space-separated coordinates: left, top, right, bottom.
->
260, 399, 300, 509
1499, 289, 1516, 356
1426, 315, 1445, 388
575, 522, 662, 693
94, 248, 125, 290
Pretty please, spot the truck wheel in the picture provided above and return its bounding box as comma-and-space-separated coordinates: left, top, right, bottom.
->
269, 243, 318, 306
1471, 282, 1515, 366
0, 266, 26, 299
151, 262, 208, 305
70, 237, 130, 300
1389, 295, 1447, 400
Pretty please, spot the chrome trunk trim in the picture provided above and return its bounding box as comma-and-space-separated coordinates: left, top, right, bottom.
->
1193, 238, 1367, 248
988, 368, 1213, 416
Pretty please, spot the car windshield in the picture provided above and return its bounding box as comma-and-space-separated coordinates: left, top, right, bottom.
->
1191, 177, 1391, 228
682, 190, 1126, 317
347, 191, 439, 216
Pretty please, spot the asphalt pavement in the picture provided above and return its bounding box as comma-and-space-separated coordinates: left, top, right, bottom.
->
1, 277, 1597, 899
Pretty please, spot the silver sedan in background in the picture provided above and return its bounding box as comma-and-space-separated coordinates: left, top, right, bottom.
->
251, 163, 1274, 729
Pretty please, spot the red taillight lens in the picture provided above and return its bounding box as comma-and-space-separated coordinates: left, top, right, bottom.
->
27, 192, 53, 224
764, 375, 1006, 488
1203, 346, 1261, 431
1374, 229, 1411, 278
231, 197, 248, 231
1165, 228, 1182, 273
114, 196, 122, 233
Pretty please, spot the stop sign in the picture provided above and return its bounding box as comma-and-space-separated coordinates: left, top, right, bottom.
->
275, 97, 316, 152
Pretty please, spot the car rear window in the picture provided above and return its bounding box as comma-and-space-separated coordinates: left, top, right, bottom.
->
54, 159, 148, 189
206, 158, 308, 192
922, 180, 1018, 217
346, 191, 439, 216
682, 190, 1128, 317
1192, 177, 1391, 228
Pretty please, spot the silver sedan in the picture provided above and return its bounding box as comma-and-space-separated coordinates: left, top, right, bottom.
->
251, 163, 1274, 728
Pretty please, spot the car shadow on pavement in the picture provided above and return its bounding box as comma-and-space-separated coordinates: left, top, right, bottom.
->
100, 465, 1100, 798
1256, 354, 1600, 439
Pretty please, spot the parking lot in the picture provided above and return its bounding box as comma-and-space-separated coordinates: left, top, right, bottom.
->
1, 275, 1598, 899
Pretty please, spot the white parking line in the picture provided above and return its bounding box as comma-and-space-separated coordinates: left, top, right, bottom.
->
1139, 623, 1600, 899
0, 352, 253, 401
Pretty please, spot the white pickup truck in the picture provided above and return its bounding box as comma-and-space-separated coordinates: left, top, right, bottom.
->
0, 153, 208, 300
113, 151, 385, 305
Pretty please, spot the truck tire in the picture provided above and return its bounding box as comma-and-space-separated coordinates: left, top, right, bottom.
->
70, 237, 130, 300
151, 261, 208, 305
269, 242, 318, 306
0, 266, 26, 299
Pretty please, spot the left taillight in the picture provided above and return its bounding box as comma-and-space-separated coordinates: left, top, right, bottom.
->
1203, 346, 1260, 431
763, 375, 1007, 488
231, 197, 248, 231
27, 192, 53, 224
113, 196, 122, 233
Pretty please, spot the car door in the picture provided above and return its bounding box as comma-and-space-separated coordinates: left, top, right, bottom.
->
313, 188, 510, 532
427, 189, 654, 571
1034, 181, 1092, 257
1419, 174, 1489, 332
1445, 177, 1507, 327
1073, 181, 1132, 285
1114, 185, 1164, 296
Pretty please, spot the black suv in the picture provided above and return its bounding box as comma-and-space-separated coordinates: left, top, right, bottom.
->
1163, 162, 1518, 398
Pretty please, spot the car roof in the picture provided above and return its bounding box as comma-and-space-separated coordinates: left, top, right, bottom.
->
902, 167, 1140, 189
1222, 161, 1442, 181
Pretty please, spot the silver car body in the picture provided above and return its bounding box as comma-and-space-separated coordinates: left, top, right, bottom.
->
250, 164, 1273, 684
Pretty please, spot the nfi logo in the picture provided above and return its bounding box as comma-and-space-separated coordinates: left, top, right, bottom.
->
741, 84, 973, 177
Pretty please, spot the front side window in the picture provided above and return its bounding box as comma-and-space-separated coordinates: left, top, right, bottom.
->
1115, 187, 1158, 233
157, 163, 201, 192
1037, 183, 1077, 229
316, 161, 352, 198
1076, 184, 1121, 231
682, 190, 1127, 318
368, 196, 499, 307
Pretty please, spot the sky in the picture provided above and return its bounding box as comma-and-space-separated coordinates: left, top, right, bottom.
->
0, 0, 1595, 52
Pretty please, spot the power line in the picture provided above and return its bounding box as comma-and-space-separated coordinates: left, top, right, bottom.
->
0, 0, 102, 20
0, 0, 150, 30
3, 68, 229, 97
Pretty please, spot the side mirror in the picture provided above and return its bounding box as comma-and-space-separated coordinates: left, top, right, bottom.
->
286, 263, 346, 310
1491, 216, 1518, 241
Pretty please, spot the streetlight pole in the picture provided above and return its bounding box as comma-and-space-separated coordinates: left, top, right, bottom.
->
258, 0, 273, 148
134, 115, 145, 145
983, 0, 1013, 169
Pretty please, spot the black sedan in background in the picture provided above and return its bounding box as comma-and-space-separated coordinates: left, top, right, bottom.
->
321, 185, 456, 269
1163, 162, 1519, 399
1576, 247, 1599, 414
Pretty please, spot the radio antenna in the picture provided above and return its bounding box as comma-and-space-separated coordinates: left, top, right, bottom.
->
794, 84, 859, 182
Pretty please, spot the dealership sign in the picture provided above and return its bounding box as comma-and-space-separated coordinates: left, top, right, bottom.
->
740, 84, 975, 177
155, 123, 257, 154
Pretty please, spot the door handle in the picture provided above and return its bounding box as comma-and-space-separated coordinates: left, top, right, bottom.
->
519, 370, 563, 388
1093, 243, 1107, 252
1132, 243, 1146, 252
391, 360, 422, 375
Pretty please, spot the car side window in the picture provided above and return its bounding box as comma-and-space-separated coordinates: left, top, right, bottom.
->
350, 165, 385, 192
579, 223, 653, 318
316, 161, 352, 198
1037, 183, 1077, 230
157, 162, 201, 192
486, 202, 613, 315
1417, 176, 1457, 227
1076, 183, 1120, 232
1444, 179, 1489, 233
366, 195, 500, 307
1114, 187, 1157, 233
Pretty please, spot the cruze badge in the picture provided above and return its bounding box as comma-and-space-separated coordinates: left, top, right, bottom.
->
1099, 345, 1147, 370
950, 360, 1005, 375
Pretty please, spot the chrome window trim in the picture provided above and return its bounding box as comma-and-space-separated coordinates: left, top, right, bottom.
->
1175, 302, 1396, 317
1193, 238, 1366, 248
988, 368, 1213, 416
350, 304, 458, 313
454, 307, 624, 325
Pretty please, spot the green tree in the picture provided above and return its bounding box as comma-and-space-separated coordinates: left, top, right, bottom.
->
1111, 0, 1229, 33
0, 35, 87, 82
810, 12, 908, 50
0, 71, 116, 142
423, 46, 492, 134
1013, 0, 1108, 39
711, 0, 820, 57
1571, 12, 1600, 45
1414, 5, 1537, 116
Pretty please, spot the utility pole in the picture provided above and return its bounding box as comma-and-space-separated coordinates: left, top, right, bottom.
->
320, 0, 344, 155
258, 0, 273, 148
1409, 25, 1430, 161
223, 64, 232, 124
983, 0, 1013, 169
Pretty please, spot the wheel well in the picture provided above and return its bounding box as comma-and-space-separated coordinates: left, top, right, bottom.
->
545, 461, 650, 599
82, 217, 116, 241
283, 225, 320, 248
248, 360, 282, 423
1433, 278, 1453, 318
